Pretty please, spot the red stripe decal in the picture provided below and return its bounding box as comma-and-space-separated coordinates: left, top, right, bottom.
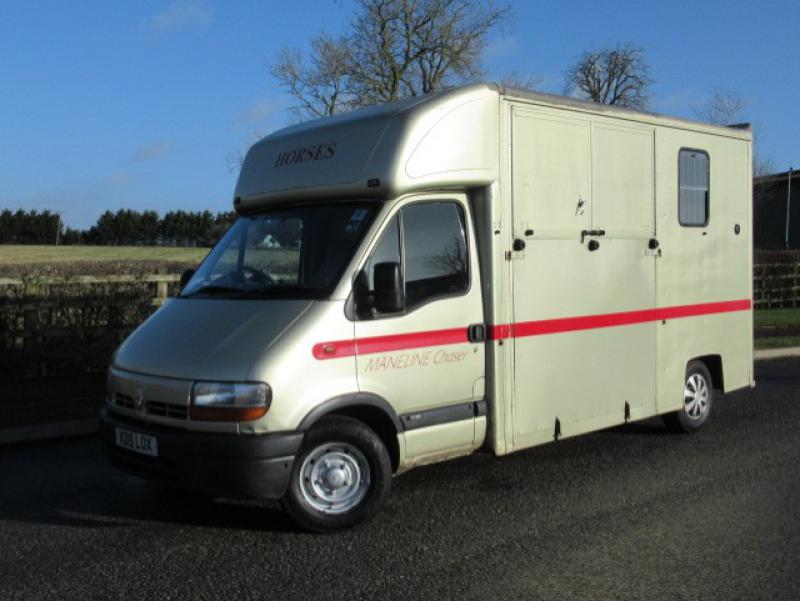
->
490, 299, 751, 340
655, 299, 751, 321
312, 327, 468, 360
313, 299, 751, 359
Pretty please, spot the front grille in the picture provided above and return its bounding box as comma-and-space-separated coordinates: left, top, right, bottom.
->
111, 393, 188, 420
145, 401, 189, 420
113, 393, 136, 410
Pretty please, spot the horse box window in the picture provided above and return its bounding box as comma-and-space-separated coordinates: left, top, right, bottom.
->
679, 149, 710, 226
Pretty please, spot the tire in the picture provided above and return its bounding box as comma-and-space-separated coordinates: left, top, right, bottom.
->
662, 360, 714, 433
280, 416, 391, 532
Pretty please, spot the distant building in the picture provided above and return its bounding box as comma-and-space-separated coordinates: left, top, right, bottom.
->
754, 169, 799, 249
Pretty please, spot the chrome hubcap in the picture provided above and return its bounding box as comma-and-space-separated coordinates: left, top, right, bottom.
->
684, 373, 710, 420
299, 442, 370, 514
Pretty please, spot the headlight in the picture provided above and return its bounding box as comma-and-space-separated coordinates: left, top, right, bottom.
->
190, 382, 271, 421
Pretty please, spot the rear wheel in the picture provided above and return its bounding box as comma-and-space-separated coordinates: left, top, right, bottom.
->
281, 416, 391, 532
663, 360, 714, 433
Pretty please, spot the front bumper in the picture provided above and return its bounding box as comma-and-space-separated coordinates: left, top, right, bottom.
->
100, 408, 303, 499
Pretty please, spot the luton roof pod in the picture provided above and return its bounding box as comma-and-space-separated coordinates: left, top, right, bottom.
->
233, 84, 501, 209
234, 82, 750, 211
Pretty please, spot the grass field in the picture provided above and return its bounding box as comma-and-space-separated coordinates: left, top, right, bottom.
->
0, 245, 210, 277
755, 336, 800, 350
0, 244, 302, 279
754, 308, 800, 328
0, 245, 209, 265
754, 308, 800, 350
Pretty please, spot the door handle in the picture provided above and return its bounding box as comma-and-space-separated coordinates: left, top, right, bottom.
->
580, 229, 606, 243
512, 239, 526, 252
467, 323, 486, 343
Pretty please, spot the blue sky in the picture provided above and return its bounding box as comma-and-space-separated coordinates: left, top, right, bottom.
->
1, 0, 797, 229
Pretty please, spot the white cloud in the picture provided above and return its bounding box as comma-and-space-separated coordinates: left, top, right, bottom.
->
236, 97, 284, 127
147, 0, 212, 34
131, 140, 173, 162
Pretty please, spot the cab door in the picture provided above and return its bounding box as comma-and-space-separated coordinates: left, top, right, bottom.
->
353, 195, 485, 452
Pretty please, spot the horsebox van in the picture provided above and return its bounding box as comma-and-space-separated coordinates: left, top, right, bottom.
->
100, 83, 753, 531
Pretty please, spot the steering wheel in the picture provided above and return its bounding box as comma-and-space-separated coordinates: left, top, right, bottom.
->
234, 265, 275, 285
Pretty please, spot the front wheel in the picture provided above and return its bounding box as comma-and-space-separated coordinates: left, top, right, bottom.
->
281, 416, 391, 532
662, 360, 714, 433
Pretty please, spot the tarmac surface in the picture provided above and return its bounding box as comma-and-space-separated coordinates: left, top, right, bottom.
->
1, 358, 799, 601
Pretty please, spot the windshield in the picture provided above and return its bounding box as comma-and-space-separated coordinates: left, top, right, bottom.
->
181, 202, 378, 299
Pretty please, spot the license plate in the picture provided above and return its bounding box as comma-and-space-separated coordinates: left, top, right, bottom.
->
115, 427, 158, 457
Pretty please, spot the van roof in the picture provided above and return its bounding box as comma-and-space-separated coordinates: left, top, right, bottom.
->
496, 83, 751, 140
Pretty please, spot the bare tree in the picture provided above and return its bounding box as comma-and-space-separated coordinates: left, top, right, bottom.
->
498, 71, 541, 90
692, 87, 746, 125
271, 32, 356, 119
754, 156, 775, 178
225, 129, 269, 174
425, 234, 466, 275
272, 0, 509, 120
692, 87, 775, 177
564, 44, 652, 109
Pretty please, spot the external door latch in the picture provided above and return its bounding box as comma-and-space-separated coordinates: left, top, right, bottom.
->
468, 323, 486, 343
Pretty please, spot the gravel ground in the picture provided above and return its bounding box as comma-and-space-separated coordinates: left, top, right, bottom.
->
1, 358, 798, 601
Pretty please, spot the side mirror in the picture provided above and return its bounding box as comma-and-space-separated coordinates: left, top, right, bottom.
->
179, 269, 195, 291
373, 262, 404, 313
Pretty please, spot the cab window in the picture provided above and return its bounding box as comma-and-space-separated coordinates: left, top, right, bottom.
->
359, 201, 468, 318
402, 202, 468, 310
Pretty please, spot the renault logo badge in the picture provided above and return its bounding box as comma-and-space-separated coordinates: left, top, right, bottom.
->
135, 388, 145, 411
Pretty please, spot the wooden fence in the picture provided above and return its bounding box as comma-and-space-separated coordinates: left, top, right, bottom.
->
0, 273, 179, 304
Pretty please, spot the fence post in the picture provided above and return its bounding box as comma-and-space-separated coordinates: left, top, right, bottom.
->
156, 280, 169, 305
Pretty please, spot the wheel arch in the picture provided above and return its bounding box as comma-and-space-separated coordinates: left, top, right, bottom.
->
298, 393, 402, 472
690, 354, 724, 392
